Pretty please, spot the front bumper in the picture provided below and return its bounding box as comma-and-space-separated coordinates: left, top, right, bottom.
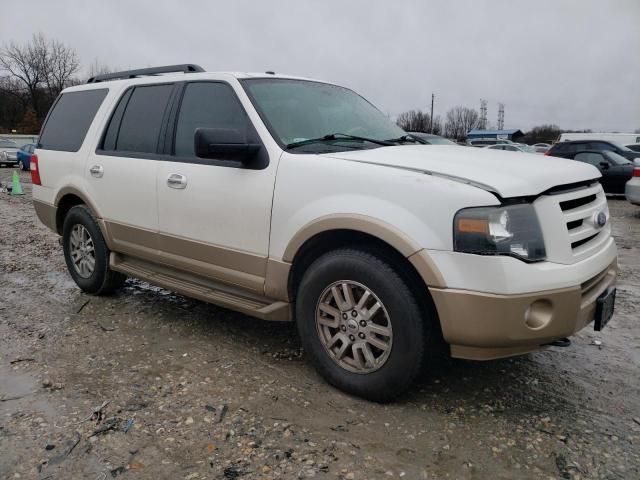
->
625, 178, 640, 205
429, 260, 617, 360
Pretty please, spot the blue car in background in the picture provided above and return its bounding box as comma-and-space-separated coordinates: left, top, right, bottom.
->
17, 143, 36, 171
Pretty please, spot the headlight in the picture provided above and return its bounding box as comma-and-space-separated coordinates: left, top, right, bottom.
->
453, 204, 546, 262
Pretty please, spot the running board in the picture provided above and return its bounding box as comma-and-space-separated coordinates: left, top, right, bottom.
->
110, 253, 291, 321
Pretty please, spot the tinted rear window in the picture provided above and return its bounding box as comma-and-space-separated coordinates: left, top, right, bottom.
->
114, 84, 173, 154
38, 89, 108, 152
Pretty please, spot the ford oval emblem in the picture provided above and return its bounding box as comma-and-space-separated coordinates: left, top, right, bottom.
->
593, 211, 607, 228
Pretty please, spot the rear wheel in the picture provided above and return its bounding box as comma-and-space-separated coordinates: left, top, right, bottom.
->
62, 205, 126, 295
296, 248, 427, 402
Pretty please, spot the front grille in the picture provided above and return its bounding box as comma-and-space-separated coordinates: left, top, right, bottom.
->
556, 183, 609, 258
566, 219, 583, 230
560, 194, 597, 212
571, 233, 598, 250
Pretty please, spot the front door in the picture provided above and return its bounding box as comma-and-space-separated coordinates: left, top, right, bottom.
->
156, 81, 277, 294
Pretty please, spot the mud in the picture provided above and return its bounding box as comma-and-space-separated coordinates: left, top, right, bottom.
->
1, 168, 639, 479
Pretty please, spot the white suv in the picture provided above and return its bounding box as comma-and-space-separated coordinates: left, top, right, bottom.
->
31, 65, 618, 401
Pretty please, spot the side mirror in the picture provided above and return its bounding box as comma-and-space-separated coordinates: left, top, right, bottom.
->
194, 128, 261, 163
599, 161, 610, 170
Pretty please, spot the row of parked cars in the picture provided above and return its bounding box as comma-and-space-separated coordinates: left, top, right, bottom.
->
0, 139, 37, 170
2, 131, 638, 204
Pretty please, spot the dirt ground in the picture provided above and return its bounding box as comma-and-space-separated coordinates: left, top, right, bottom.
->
0, 167, 638, 480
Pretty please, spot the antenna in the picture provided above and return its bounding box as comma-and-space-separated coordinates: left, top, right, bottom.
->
497, 103, 505, 130
479, 99, 488, 130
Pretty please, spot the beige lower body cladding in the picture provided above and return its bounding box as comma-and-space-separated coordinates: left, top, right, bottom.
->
430, 260, 617, 360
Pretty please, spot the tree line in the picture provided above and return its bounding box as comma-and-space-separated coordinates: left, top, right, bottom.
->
395, 107, 605, 145
0, 34, 112, 134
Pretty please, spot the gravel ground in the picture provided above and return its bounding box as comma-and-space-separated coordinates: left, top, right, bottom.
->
1, 168, 639, 480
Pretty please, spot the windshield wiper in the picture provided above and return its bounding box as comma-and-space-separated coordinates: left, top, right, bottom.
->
286, 133, 394, 150
385, 135, 419, 144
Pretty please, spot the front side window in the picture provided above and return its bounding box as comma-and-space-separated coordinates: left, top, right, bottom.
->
38, 89, 108, 152
242, 78, 405, 152
174, 82, 247, 157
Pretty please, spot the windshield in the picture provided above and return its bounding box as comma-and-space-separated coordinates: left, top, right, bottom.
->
0, 140, 18, 148
604, 151, 632, 165
610, 141, 632, 152
242, 78, 406, 152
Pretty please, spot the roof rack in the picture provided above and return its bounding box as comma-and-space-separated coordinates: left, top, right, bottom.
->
87, 64, 205, 83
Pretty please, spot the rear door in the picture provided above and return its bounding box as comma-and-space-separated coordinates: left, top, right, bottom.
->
155, 81, 278, 294
86, 83, 176, 260
34, 88, 109, 205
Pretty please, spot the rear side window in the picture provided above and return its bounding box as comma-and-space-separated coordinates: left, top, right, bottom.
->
103, 84, 173, 154
38, 89, 107, 152
174, 82, 247, 157
592, 142, 615, 152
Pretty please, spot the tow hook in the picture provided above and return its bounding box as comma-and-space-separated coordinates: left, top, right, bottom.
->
544, 338, 571, 348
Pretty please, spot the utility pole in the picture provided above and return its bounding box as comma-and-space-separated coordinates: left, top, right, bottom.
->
430, 93, 434, 134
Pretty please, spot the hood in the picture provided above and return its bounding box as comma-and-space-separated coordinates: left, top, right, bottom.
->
325, 145, 601, 198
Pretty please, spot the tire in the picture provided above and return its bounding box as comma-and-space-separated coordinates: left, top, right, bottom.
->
62, 205, 126, 295
296, 248, 426, 402
17, 159, 24, 171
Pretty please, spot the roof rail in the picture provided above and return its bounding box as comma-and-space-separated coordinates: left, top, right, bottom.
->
87, 64, 205, 83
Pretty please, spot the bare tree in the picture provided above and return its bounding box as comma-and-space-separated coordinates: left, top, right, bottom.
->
396, 110, 445, 135
0, 35, 43, 115
522, 124, 562, 144
0, 33, 80, 120
444, 106, 480, 140
42, 37, 80, 97
397, 110, 431, 132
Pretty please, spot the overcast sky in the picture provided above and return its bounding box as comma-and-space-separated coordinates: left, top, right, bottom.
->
3, 0, 639, 132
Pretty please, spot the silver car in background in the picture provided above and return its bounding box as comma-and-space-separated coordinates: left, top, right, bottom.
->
0, 139, 20, 167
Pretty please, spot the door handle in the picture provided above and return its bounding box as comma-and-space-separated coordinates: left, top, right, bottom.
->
89, 165, 104, 178
167, 173, 187, 189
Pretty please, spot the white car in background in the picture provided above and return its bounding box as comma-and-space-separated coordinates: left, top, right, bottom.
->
484, 143, 538, 153
533, 143, 551, 153
625, 159, 640, 205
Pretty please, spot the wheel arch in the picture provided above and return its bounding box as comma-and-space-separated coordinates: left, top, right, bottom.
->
54, 187, 107, 240
281, 220, 446, 343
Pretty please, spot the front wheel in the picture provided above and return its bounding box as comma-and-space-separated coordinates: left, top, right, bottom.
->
296, 248, 427, 402
17, 159, 24, 170
62, 205, 126, 295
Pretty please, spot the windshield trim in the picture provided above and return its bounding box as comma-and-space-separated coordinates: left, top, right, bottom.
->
239, 77, 401, 154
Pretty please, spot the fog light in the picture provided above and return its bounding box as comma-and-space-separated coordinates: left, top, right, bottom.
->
524, 300, 553, 330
